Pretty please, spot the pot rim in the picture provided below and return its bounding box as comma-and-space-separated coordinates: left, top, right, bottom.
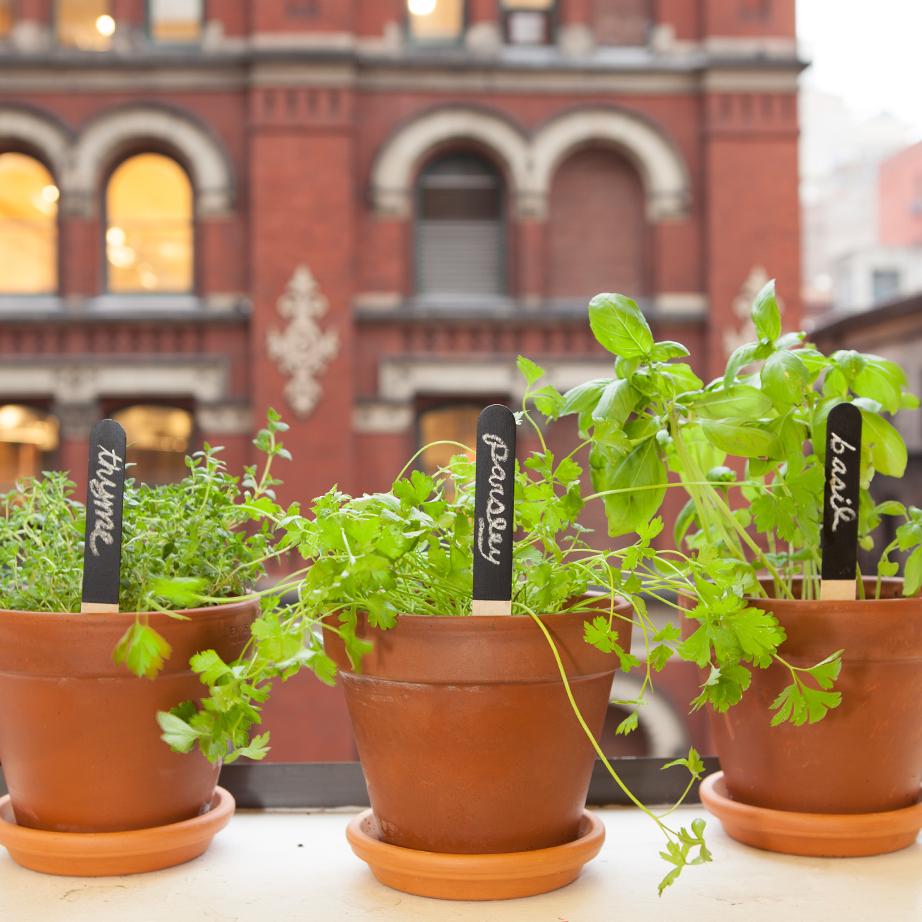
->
0, 596, 259, 622
746, 576, 917, 609
376, 595, 632, 623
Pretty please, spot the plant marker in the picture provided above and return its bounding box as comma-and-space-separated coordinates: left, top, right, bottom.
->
819, 402, 862, 601
81, 419, 127, 613
471, 404, 517, 616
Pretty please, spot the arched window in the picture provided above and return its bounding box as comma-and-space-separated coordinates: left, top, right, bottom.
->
415, 153, 505, 301
0, 153, 58, 294
106, 153, 193, 293
57, 0, 115, 50
547, 147, 647, 303
0, 406, 59, 490
113, 405, 193, 484
417, 403, 479, 474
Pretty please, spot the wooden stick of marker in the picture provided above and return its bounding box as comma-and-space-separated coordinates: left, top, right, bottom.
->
80, 419, 127, 614
819, 402, 863, 602
471, 404, 517, 616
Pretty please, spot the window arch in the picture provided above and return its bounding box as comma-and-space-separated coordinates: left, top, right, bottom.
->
112, 404, 193, 484
414, 152, 506, 301
0, 153, 59, 294
105, 153, 193, 293
0, 405, 59, 490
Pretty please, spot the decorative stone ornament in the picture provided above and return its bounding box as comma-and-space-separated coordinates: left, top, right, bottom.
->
266, 265, 339, 418
723, 266, 784, 357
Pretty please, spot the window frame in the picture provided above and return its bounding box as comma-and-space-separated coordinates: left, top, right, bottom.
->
101, 149, 198, 298
0, 147, 62, 297
412, 148, 510, 306
145, 0, 206, 47
500, 0, 558, 46
404, 0, 468, 48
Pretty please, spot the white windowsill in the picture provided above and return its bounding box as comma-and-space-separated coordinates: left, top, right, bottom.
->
0, 806, 919, 921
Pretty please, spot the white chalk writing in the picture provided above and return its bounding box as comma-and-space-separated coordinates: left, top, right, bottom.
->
88, 446, 123, 557
828, 432, 857, 533
476, 433, 509, 566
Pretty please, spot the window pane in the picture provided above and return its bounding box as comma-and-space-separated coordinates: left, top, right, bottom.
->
416, 154, 505, 298
0, 0, 12, 38
418, 405, 478, 474
113, 405, 193, 484
57, 0, 115, 50
0, 153, 58, 294
106, 153, 193, 293
149, 0, 203, 42
0, 406, 59, 490
407, 0, 463, 42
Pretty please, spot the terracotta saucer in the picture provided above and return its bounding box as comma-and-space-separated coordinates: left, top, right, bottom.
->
346, 808, 605, 901
0, 786, 235, 876
700, 772, 922, 858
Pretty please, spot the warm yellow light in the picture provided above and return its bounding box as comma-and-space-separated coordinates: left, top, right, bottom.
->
106, 226, 126, 246
41, 184, 59, 204
95, 14, 116, 37
408, 0, 437, 16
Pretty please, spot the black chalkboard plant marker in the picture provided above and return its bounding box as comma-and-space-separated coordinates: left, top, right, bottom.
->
472, 404, 517, 616
81, 419, 127, 614
819, 402, 862, 602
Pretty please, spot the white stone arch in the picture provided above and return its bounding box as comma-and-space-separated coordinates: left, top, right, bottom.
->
370, 107, 531, 217
0, 107, 71, 183
68, 105, 234, 217
530, 108, 691, 221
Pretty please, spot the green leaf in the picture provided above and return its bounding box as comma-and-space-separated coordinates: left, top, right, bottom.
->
583, 615, 621, 653
699, 419, 778, 458
592, 437, 667, 538
760, 350, 810, 408
516, 355, 545, 386
904, 546, 922, 596
861, 410, 908, 478
615, 712, 639, 735
113, 622, 173, 680
661, 747, 705, 779
189, 649, 231, 685
694, 385, 774, 420
588, 293, 654, 359
724, 342, 761, 385
592, 379, 638, 426
649, 340, 690, 362
853, 357, 907, 414
560, 378, 610, 418
751, 279, 781, 341
157, 709, 201, 753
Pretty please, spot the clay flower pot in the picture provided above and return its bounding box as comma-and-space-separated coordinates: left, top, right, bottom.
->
701, 579, 922, 855
326, 603, 632, 898
0, 599, 257, 873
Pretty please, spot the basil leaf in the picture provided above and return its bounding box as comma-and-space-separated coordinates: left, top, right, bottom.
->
588, 293, 654, 359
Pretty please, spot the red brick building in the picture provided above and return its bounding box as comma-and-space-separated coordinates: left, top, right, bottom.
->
0, 0, 803, 506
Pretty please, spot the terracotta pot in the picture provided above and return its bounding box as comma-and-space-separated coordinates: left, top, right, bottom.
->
325, 602, 632, 854
708, 578, 922, 814
0, 599, 257, 833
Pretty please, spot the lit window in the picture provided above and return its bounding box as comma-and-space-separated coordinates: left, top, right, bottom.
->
0, 406, 59, 490
106, 153, 193, 293
415, 153, 505, 300
407, 0, 464, 43
0, 153, 58, 294
418, 404, 479, 475
149, 0, 203, 43
871, 269, 902, 305
57, 0, 116, 50
113, 405, 193, 484
0, 1, 12, 39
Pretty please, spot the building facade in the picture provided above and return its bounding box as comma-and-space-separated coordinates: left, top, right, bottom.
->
0, 0, 803, 506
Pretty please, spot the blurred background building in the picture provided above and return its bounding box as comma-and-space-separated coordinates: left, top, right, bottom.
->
0, 0, 803, 510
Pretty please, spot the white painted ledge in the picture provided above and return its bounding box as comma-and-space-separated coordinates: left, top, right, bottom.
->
0, 806, 919, 921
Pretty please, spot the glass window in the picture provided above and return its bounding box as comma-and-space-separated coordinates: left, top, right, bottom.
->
407, 0, 463, 43
149, 0, 203, 43
57, 0, 116, 50
415, 153, 505, 299
0, 1, 12, 39
0, 153, 58, 294
871, 268, 902, 305
106, 153, 194, 293
0, 406, 59, 490
113, 405, 193, 484
418, 404, 479, 474
502, 0, 554, 45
